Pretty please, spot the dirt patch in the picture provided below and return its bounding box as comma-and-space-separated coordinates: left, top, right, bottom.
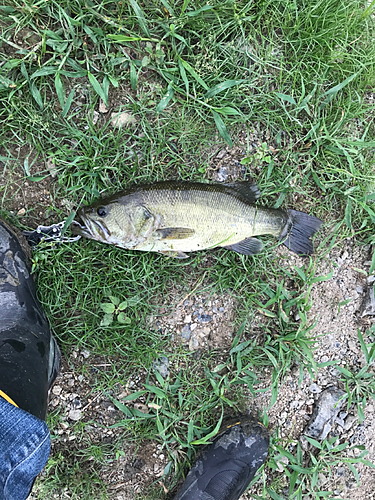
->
150, 290, 238, 352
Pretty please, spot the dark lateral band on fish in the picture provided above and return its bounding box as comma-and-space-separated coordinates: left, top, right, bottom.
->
71, 180, 322, 257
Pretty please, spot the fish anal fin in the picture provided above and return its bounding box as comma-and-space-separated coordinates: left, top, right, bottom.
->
159, 250, 189, 259
156, 227, 195, 240
223, 181, 261, 204
223, 237, 263, 255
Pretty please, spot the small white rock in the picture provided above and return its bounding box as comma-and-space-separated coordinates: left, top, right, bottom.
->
216, 149, 227, 159
344, 415, 357, 431
52, 385, 62, 395
99, 99, 108, 113
68, 409, 82, 421
309, 383, 322, 394
341, 251, 349, 261
348, 340, 358, 353
17, 208, 26, 216
276, 455, 289, 472
46, 158, 58, 178
92, 110, 99, 125
184, 315, 192, 323
110, 111, 136, 128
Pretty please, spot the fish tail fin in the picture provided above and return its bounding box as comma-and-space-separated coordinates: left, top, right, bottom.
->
279, 210, 323, 256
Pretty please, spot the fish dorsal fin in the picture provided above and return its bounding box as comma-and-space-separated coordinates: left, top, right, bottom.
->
222, 181, 261, 204
223, 237, 264, 255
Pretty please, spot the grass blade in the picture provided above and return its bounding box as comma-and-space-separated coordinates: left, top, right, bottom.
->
345, 198, 352, 229
275, 93, 296, 105
361, 0, 375, 18
179, 58, 208, 90
178, 58, 189, 95
205, 79, 246, 99
270, 379, 278, 407
88, 72, 108, 105
20, 62, 29, 81
108, 75, 119, 88
156, 83, 175, 113
190, 410, 223, 445
310, 272, 333, 283
213, 106, 241, 116
181, 0, 191, 14
3, 59, 22, 69
130, 61, 137, 91
267, 488, 288, 500
31, 67, 58, 79
369, 250, 375, 274
212, 110, 232, 147
62, 88, 75, 117
61, 211, 77, 237
144, 384, 166, 399
107, 35, 144, 42
102, 76, 110, 101
111, 399, 134, 418
122, 391, 147, 401
357, 329, 369, 364
363, 204, 375, 223
321, 72, 359, 99
55, 73, 65, 109
304, 436, 323, 449
129, 0, 150, 36
186, 5, 214, 16
30, 82, 43, 109
187, 419, 194, 443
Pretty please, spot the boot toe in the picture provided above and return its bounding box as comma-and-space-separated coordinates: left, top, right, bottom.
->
174, 415, 269, 500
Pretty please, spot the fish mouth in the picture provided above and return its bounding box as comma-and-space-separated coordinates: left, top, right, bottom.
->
71, 216, 111, 242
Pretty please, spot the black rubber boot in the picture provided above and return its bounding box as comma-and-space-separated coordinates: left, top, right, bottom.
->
0, 218, 61, 420
174, 415, 269, 500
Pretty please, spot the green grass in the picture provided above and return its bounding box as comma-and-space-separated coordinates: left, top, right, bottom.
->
337, 327, 375, 422
265, 433, 375, 500
1, 0, 375, 498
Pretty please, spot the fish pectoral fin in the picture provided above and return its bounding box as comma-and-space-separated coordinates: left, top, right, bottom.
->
156, 227, 195, 240
223, 181, 261, 203
159, 250, 189, 259
223, 237, 264, 255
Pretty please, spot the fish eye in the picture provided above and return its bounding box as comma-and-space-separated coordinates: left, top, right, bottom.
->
96, 206, 107, 217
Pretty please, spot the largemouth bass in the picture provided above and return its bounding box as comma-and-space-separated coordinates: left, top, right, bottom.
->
71, 181, 322, 257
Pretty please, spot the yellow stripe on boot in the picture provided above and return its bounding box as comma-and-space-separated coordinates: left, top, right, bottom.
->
0, 390, 18, 407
